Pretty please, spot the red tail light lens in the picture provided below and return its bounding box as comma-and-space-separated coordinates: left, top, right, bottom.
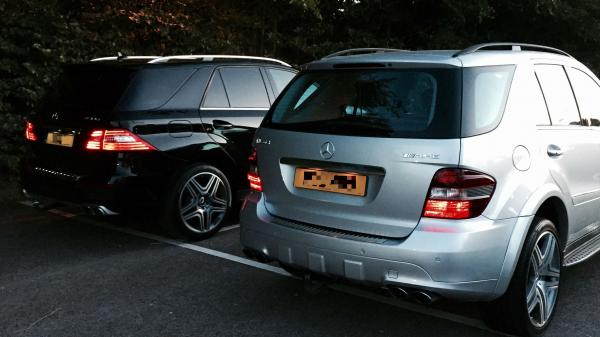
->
422, 168, 495, 219
85, 129, 156, 151
25, 122, 37, 141
247, 173, 263, 192
247, 147, 262, 192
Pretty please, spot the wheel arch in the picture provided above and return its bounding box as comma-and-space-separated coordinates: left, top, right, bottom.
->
493, 183, 570, 298
520, 184, 571, 249
533, 197, 569, 249
169, 145, 242, 190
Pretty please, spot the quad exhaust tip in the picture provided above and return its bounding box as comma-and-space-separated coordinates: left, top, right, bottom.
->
412, 290, 440, 305
239, 250, 441, 304
385, 286, 440, 305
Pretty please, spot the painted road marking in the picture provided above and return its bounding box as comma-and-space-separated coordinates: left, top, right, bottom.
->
21, 202, 507, 336
83, 217, 499, 334
77, 217, 291, 277
219, 224, 241, 233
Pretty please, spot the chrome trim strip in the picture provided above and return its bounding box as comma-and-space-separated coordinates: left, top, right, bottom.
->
199, 107, 269, 111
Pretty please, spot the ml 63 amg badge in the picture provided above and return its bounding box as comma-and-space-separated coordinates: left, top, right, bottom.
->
402, 153, 440, 160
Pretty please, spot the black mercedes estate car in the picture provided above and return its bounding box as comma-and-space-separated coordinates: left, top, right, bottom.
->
21, 54, 296, 240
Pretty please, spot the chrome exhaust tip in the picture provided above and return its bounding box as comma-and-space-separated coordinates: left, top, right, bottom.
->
84, 205, 119, 216
411, 290, 440, 305
96, 206, 118, 216
386, 286, 409, 298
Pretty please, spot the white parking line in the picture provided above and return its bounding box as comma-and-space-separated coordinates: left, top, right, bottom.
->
75, 216, 291, 277
219, 224, 241, 232
85, 218, 501, 334
21, 202, 506, 336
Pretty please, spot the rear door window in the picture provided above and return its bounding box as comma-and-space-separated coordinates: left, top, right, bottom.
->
265, 68, 461, 138
202, 71, 230, 108
535, 65, 581, 126
566, 67, 600, 126
219, 67, 270, 108
266, 68, 296, 95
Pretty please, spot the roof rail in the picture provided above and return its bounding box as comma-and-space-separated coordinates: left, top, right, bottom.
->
453, 43, 572, 58
323, 48, 409, 59
148, 55, 292, 67
90, 56, 160, 63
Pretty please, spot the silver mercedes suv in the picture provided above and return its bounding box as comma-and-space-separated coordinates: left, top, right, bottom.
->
240, 43, 600, 336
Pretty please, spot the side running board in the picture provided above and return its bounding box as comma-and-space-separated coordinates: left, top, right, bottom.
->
564, 232, 600, 267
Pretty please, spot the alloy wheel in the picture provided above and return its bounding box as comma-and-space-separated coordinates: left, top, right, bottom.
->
526, 230, 561, 328
178, 172, 229, 234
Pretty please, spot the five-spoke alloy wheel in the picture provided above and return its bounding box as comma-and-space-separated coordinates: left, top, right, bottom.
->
162, 165, 232, 240
179, 172, 229, 234
483, 217, 562, 336
526, 231, 561, 329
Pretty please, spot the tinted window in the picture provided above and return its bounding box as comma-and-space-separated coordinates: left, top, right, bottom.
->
267, 68, 296, 95
265, 68, 461, 139
462, 65, 515, 136
118, 67, 196, 111
203, 71, 229, 108
44, 64, 136, 115
220, 67, 270, 108
535, 65, 581, 126
567, 67, 600, 126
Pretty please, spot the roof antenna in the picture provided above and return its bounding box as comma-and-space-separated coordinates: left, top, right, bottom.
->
117, 52, 127, 61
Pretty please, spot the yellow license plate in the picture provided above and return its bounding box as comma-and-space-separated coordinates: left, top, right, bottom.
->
293, 168, 367, 196
46, 132, 74, 147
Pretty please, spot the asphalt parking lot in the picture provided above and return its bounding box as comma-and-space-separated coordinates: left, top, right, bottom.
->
1, 182, 599, 337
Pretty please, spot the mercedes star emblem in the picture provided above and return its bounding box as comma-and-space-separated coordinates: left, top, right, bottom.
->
320, 142, 335, 160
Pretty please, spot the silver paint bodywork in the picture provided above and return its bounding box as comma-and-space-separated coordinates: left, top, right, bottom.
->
240, 49, 600, 300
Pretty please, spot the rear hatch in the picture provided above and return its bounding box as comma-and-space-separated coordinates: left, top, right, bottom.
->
27, 64, 138, 180
256, 67, 462, 238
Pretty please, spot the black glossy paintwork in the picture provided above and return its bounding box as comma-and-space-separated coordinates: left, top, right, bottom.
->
21, 61, 297, 212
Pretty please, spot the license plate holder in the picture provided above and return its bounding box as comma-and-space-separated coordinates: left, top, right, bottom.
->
46, 132, 75, 147
293, 168, 367, 196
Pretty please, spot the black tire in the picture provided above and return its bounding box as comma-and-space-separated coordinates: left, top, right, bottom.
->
482, 217, 562, 336
161, 164, 232, 241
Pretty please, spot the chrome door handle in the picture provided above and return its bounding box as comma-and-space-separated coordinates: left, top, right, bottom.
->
547, 144, 563, 157
213, 119, 233, 130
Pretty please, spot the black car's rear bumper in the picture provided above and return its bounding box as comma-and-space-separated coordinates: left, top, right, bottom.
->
21, 165, 161, 214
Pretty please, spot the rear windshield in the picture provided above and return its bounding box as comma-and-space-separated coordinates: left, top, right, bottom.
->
264, 68, 462, 138
44, 64, 137, 114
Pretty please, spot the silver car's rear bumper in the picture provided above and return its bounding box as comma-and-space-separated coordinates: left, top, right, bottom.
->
240, 194, 532, 301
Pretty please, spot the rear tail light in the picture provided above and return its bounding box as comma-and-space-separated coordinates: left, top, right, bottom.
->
85, 129, 156, 151
247, 147, 262, 192
25, 122, 37, 141
422, 168, 496, 219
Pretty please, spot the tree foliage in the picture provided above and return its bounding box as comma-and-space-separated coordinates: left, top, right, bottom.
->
2, 0, 600, 175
